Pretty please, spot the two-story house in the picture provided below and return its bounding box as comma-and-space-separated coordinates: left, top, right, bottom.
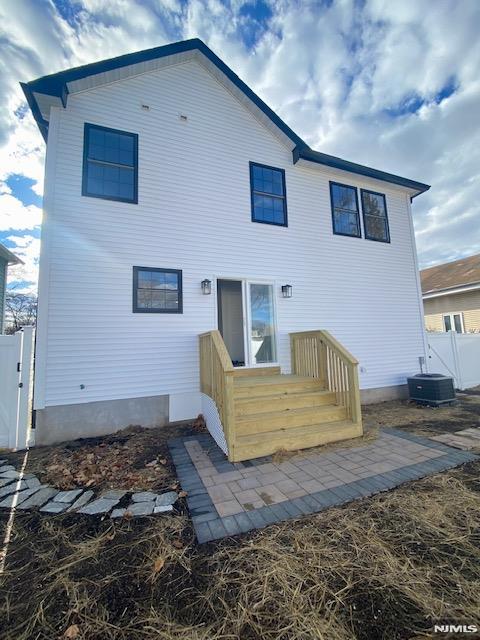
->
22, 39, 430, 459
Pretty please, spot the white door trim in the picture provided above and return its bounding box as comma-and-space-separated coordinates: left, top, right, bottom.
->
214, 276, 279, 368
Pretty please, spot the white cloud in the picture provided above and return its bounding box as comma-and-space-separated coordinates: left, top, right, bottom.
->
0, 0, 479, 278
0, 190, 42, 231
5, 234, 41, 291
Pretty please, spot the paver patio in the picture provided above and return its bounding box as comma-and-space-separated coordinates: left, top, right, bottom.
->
168, 428, 477, 543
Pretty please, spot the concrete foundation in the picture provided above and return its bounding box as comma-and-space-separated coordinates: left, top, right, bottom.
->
360, 384, 408, 405
35, 394, 169, 446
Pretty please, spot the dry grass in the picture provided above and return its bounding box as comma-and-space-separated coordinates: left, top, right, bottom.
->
1, 461, 479, 640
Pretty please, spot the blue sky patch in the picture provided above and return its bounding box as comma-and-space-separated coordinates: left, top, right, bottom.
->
6, 175, 43, 208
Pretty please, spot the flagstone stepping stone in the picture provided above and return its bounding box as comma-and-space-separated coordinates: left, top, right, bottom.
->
0, 465, 15, 472
18, 487, 58, 509
0, 480, 26, 498
78, 497, 119, 515
155, 491, 178, 507
125, 501, 154, 516
131, 491, 159, 502
40, 500, 69, 513
101, 490, 127, 500
154, 504, 174, 514
53, 489, 83, 503
0, 478, 16, 488
0, 470, 21, 479
111, 508, 127, 518
25, 477, 42, 490
0, 487, 40, 508
67, 490, 94, 512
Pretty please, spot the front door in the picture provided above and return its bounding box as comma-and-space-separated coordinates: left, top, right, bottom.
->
217, 279, 277, 367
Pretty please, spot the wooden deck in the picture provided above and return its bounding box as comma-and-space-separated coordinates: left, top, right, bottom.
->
199, 331, 363, 462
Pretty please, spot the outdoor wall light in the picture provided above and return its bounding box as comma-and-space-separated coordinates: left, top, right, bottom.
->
281, 284, 293, 298
201, 279, 212, 295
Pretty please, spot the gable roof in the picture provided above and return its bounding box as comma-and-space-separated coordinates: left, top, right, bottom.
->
420, 253, 480, 295
21, 38, 430, 197
0, 243, 23, 266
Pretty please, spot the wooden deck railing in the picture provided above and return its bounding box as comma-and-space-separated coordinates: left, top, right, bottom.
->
290, 330, 362, 426
199, 330, 235, 451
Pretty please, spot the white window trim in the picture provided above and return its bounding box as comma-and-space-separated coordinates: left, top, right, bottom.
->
442, 312, 465, 333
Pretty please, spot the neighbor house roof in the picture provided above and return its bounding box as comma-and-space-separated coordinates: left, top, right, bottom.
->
420, 253, 480, 298
21, 38, 430, 198
0, 243, 23, 266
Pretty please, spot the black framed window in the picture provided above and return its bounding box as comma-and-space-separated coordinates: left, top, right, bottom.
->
83, 123, 138, 203
250, 162, 287, 226
361, 189, 390, 242
133, 267, 182, 313
329, 182, 361, 237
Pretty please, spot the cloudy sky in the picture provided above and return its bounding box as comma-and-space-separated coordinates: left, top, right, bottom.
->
1, 0, 479, 292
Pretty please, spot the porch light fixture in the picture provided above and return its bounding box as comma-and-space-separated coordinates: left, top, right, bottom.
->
281, 284, 292, 298
201, 279, 212, 295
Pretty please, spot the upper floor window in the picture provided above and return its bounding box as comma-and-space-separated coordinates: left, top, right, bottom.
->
83, 123, 138, 203
250, 162, 287, 226
361, 189, 390, 243
329, 182, 361, 237
133, 267, 182, 313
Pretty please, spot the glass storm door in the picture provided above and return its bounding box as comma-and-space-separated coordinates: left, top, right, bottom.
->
247, 283, 277, 365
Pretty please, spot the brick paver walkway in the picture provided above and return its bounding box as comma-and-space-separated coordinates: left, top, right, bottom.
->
168, 428, 477, 543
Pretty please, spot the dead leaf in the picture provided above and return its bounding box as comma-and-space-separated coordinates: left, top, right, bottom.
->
105, 530, 115, 541
153, 557, 165, 573
178, 491, 187, 498
159, 458, 167, 465
64, 624, 80, 639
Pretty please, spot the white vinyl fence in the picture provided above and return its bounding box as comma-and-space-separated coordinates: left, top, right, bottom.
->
0, 326, 35, 450
426, 331, 480, 390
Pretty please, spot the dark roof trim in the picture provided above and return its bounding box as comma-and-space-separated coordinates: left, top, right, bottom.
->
21, 38, 430, 195
293, 147, 430, 196
20, 82, 49, 142
21, 38, 306, 149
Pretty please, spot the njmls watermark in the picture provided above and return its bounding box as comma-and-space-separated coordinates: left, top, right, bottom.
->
434, 624, 478, 634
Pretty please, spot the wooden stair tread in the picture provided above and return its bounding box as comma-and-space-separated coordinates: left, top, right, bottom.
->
236, 403, 343, 423
236, 419, 356, 445
232, 366, 280, 378
234, 374, 322, 387
235, 389, 333, 402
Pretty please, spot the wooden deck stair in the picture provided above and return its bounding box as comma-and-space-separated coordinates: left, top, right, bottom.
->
232, 373, 357, 460
199, 331, 363, 462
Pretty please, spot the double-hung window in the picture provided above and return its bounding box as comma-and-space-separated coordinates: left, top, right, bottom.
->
83, 123, 138, 203
443, 313, 464, 333
329, 182, 361, 237
133, 267, 183, 313
250, 162, 287, 226
361, 189, 390, 243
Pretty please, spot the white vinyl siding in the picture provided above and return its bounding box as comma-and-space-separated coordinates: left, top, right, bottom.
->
36, 59, 425, 408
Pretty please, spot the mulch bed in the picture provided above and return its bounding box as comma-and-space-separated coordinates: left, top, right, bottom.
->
3, 418, 205, 492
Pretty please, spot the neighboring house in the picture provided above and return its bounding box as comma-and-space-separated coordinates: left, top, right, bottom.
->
0, 243, 23, 334
22, 38, 430, 452
421, 253, 480, 333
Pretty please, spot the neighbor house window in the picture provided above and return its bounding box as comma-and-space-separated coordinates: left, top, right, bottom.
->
329, 182, 361, 237
443, 313, 464, 333
83, 123, 138, 203
361, 189, 390, 243
133, 267, 182, 313
250, 162, 287, 226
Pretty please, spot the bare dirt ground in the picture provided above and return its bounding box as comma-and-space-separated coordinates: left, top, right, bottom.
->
1, 394, 479, 640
